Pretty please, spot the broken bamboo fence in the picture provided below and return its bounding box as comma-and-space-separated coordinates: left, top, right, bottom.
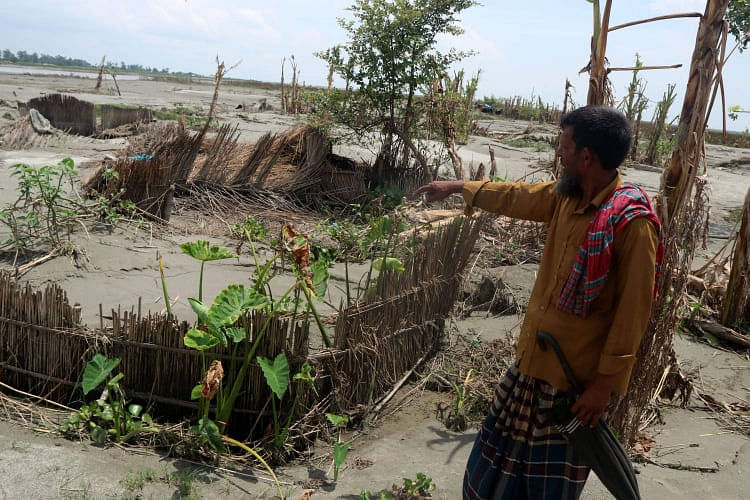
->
23, 94, 96, 136
315, 215, 483, 411
100, 105, 153, 130
0, 271, 310, 423
0, 216, 480, 429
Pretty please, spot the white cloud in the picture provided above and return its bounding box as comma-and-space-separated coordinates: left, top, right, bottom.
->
647, 0, 707, 14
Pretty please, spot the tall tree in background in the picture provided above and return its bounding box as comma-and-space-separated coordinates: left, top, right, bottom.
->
315, 0, 476, 182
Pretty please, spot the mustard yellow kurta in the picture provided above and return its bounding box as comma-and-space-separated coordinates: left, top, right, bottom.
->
463, 175, 658, 395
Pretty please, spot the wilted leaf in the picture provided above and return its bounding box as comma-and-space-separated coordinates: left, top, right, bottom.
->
281, 223, 310, 269
201, 360, 224, 400
208, 284, 268, 327
258, 354, 290, 400
184, 328, 220, 351
180, 240, 235, 262
82, 354, 121, 395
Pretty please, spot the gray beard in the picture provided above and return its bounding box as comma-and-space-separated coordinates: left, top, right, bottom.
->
555, 171, 583, 198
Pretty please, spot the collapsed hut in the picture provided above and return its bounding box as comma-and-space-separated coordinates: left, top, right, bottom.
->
84, 123, 368, 219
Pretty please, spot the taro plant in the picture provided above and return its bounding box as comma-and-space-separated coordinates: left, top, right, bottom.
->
180, 240, 235, 302
180, 225, 330, 439
257, 355, 318, 452
61, 354, 156, 444
185, 283, 269, 433
326, 413, 350, 481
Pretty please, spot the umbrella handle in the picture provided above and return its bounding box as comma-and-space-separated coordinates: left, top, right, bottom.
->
536, 331, 583, 394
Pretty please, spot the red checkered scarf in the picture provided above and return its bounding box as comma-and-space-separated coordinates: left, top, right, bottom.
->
557, 183, 664, 317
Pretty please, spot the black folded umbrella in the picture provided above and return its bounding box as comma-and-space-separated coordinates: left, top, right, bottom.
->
537, 331, 641, 500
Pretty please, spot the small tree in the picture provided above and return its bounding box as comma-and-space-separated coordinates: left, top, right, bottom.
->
645, 83, 677, 166
726, 0, 750, 52
314, 0, 476, 182
428, 70, 480, 180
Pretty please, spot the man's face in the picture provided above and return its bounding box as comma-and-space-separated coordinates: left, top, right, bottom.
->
556, 126, 583, 197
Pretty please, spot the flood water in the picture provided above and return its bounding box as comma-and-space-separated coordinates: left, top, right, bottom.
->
0, 64, 141, 81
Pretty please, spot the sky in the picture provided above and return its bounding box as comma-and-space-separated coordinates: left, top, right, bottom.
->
2, 0, 749, 131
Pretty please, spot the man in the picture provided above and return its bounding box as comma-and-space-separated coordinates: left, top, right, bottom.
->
416, 106, 661, 499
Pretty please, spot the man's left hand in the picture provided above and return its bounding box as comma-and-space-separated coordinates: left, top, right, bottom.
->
570, 373, 617, 428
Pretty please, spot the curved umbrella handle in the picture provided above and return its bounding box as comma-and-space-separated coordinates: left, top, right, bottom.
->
536, 331, 582, 394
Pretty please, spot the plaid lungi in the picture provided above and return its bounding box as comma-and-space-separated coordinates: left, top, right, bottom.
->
463, 364, 590, 499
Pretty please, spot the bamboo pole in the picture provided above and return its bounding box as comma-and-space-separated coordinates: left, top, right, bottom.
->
587, 0, 613, 106
607, 64, 682, 72
608, 12, 703, 32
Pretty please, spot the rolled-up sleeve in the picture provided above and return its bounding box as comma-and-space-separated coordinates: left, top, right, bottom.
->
462, 180, 558, 223
598, 217, 659, 393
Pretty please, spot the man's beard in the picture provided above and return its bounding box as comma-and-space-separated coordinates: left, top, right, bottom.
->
555, 170, 583, 198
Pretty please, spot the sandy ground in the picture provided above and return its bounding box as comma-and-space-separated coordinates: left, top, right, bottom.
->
0, 72, 749, 499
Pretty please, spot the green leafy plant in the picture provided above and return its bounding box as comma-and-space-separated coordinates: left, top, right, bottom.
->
180, 240, 235, 302
359, 472, 436, 499
313, 0, 477, 177
1, 158, 81, 251
61, 354, 156, 444
257, 356, 319, 454
326, 413, 350, 481
441, 369, 473, 431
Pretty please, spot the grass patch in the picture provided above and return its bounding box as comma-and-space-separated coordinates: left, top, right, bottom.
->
93, 102, 138, 117
499, 137, 551, 152
166, 469, 200, 500
121, 468, 157, 498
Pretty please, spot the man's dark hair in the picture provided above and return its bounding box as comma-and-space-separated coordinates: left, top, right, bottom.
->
560, 106, 632, 170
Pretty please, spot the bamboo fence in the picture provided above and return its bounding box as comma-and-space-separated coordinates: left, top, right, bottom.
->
23, 94, 96, 136
318, 215, 483, 410
100, 105, 153, 130
0, 216, 480, 431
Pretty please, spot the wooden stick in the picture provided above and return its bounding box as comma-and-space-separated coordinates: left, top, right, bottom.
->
0, 380, 75, 412
607, 64, 682, 72
608, 12, 703, 32
372, 355, 425, 414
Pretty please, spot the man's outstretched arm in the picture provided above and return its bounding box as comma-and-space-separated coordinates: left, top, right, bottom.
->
415, 179, 558, 223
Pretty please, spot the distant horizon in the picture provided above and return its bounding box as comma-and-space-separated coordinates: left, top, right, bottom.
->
0, 0, 750, 132
1, 0, 748, 133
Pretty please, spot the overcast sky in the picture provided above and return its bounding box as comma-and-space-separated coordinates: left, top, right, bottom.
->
2, 0, 749, 131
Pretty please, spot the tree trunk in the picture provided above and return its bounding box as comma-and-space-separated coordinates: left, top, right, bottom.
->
95, 56, 106, 91
609, 0, 731, 447
587, 0, 612, 106
722, 187, 750, 328
659, 1, 728, 222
